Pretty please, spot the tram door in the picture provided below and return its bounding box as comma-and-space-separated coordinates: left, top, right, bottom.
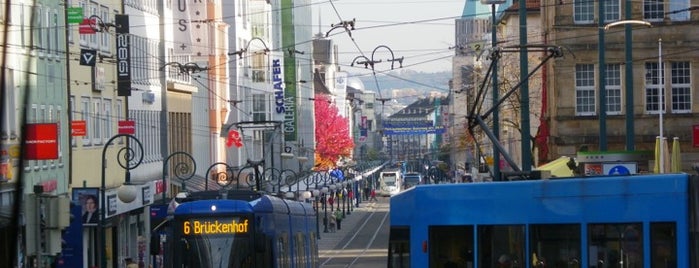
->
428, 225, 474, 268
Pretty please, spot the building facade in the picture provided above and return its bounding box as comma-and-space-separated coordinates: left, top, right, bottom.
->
543, 0, 699, 171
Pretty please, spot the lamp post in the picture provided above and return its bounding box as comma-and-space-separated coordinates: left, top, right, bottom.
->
205, 162, 232, 190
263, 167, 282, 195
658, 38, 665, 173
227, 37, 271, 59
481, 0, 505, 179
100, 134, 144, 268
603, 19, 653, 151
282, 169, 297, 193
161, 152, 196, 200
351, 45, 403, 153
321, 175, 330, 233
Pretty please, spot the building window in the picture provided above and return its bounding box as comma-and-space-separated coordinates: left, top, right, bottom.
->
89, 1, 98, 48
81, 97, 91, 146
252, 94, 267, 122
668, 0, 690, 21
670, 61, 691, 113
643, 0, 665, 21
603, 0, 621, 22
606, 64, 622, 115
2, 69, 17, 140
70, 96, 77, 147
92, 99, 102, 145
79, 0, 88, 46
99, 5, 111, 53
575, 64, 595, 116
103, 99, 112, 142
645, 62, 665, 114
573, 0, 594, 24
252, 53, 266, 83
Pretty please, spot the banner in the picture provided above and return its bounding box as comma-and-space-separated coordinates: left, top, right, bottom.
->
172, 0, 208, 56
382, 120, 445, 136
115, 14, 131, 96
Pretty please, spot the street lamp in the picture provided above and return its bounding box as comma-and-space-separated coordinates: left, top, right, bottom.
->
227, 37, 271, 59
161, 152, 196, 200
481, 0, 505, 179
603, 20, 653, 151
205, 162, 232, 190
100, 134, 144, 268
312, 188, 321, 239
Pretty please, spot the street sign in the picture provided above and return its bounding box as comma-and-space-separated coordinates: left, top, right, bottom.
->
71, 120, 87, 136
66, 7, 83, 24
79, 49, 97, 66
603, 163, 636, 175
79, 18, 96, 34
118, 120, 135, 134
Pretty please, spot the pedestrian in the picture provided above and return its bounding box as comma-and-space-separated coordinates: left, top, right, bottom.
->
125, 257, 138, 268
328, 213, 337, 232
364, 186, 370, 200
328, 195, 334, 211
333, 209, 343, 230
370, 188, 377, 202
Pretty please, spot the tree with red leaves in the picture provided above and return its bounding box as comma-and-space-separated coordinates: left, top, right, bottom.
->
314, 94, 354, 170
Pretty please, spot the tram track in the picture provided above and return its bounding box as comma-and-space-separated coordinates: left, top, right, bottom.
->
320, 202, 390, 267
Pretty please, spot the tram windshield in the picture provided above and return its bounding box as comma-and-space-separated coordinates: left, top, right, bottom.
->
383, 173, 397, 186
175, 217, 254, 268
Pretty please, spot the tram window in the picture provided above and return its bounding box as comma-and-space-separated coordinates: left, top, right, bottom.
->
295, 233, 305, 268
309, 232, 319, 267
428, 225, 474, 268
388, 227, 411, 268
530, 224, 580, 267
588, 223, 642, 268
477, 225, 524, 268
277, 235, 290, 268
651, 222, 676, 267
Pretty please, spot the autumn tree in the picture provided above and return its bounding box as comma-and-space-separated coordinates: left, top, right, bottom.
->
314, 94, 354, 170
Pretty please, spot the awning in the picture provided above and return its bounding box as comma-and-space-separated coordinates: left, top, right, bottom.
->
536, 156, 574, 177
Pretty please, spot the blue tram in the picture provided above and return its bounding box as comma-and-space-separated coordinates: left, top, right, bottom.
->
388, 173, 699, 267
161, 190, 318, 268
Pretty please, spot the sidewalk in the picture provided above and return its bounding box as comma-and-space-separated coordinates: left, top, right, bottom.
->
317, 199, 378, 251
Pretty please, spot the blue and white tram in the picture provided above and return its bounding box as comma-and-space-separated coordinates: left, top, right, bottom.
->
389, 173, 699, 267
162, 190, 318, 268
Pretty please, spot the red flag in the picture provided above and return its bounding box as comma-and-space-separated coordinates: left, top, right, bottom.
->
226, 130, 243, 148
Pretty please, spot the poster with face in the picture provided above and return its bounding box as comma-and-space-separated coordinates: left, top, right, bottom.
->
72, 188, 100, 226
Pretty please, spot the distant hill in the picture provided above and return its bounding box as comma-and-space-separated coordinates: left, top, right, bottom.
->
358, 70, 451, 105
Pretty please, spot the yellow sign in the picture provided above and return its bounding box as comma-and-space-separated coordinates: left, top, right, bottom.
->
183, 219, 249, 235
485, 156, 494, 165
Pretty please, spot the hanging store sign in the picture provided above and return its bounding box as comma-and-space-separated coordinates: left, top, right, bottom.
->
79, 18, 96, 34
24, 123, 59, 160
71, 120, 87, 136
115, 14, 131, 96
66, 7, 84, 24
118, 120, 136, 134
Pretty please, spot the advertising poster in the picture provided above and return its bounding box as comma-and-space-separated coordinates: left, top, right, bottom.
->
72, 188, 100, 226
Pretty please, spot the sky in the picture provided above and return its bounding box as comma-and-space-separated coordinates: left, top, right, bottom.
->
311, 0, 466, 74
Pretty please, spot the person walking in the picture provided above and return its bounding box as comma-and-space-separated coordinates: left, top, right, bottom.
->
370, 188, 377, 202
333, 209, 343, 230
125, 258, 138, 268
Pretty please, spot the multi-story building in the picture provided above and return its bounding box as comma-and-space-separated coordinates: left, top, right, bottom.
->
451, 1, 491, 173
0, 0, 71, 266
543, 0, 699, 171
